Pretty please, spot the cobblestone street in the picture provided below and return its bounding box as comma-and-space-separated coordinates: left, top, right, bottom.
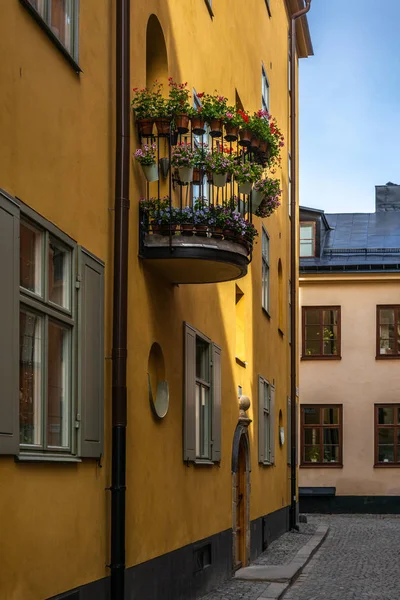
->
201, 515, 400, 600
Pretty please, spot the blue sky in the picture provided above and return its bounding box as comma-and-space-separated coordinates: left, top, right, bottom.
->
299, 0, 400, 214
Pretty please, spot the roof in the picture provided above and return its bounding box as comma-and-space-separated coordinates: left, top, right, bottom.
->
286, 0, 314, 58
300, 211, 400, 273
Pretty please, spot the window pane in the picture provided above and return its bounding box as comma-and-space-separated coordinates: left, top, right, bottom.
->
323, 339, 337, 355
47, 321, 70, 448
378, 446, 394, 463
323, 446, 339, 462
304, 407, 320, 425
48, 240, 71, 309
305, 325, 321, 341
196, 337, 209, 382
28, 0, 46, 16
264, 413, 270, 461
19, 310, 42, 445
323, 407, 339, 425
300, 241, 313, 257
323, 428, 339, 444
378, 428, 394, 444
20, 221, 42, 295
305, 309, 320, 325
379, 407, 394, 425
300, 225, 313, 240
200, 386, 210, 458
305, 340, 320, 356
50, 0, 74, 54
264, 383, 270, 410
379, 309, 395, 355
323, 310, 338, 326
304, 428, 320, 444
262, 232, 269, 261
304, 445, 320, 462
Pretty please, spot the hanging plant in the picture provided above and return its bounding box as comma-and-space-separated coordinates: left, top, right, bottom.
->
171, 143, 197, 183
252, 178, 282, 217
134, 142, 158, 182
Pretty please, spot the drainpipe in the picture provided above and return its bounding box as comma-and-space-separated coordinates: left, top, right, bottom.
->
289, 0, 311, 531
111, 0, 130, 598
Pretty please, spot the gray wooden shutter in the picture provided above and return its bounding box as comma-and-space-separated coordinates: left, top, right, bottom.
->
270, 384, 276, 464
287, 396, 292, 465
211, 343, 221, 462
183, 322, 196, 462
0, 193, 19, 454
258, 376, 265, 463
78, 247, 104, 458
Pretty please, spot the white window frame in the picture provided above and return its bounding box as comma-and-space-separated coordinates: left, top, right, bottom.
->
262, 228, 270, 314
262, 65, 270, 113
19, 206, 76, 455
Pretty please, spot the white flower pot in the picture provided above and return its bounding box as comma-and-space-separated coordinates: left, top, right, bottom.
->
238, 181, 253, 195
213, 172, 228, 188
178, 166, 193, 183
251, 189, 264, 213
141, 163, 158, 182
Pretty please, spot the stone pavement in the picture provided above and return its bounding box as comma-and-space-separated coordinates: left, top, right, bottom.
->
284, 514, 400, 600
199, 522, 318, 600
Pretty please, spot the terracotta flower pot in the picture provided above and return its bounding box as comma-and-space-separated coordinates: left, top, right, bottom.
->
181, 223, 194, 236
141, 163, 158, 182
175, 114, 190, 134
239, 128, 252, 147
136, 118, 154, 136
213, 172, 228, 188
192, 116, 206, 135
195, 224, 208, 237
223, 228, 236, 241
224, 124, 239, 142
259, 140, 270, 154
155, 118, 171, 136
249, 136, 260, 151
209, 118, 223, 138
151, 222, 161, 235
160, 224, 177, 236
193, 167, 203, 184
212, 227, 224, 239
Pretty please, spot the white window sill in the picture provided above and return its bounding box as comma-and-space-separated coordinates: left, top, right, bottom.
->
15, 453, 82, 464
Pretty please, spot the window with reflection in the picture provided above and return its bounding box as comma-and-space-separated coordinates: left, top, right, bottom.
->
300, 222, 315, 257
25, 0, 79, 61
301, 405, 342, 466
375, 405, 400, 465
302, 306, 341, 359
377, 306, 400, 357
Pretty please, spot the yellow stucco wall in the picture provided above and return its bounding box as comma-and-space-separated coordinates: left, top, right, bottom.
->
0, 1, 299, 598
299, 275, 400, 496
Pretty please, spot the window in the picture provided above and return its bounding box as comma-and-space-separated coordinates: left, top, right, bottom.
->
377, 306, 400, 358
300, 221, 315, 257
302, 306, 341, 359
262, 66, 270, 113
184, 323, 221, 463
258, 376, 275, 465
261, 228, 270, 313
22, 0, 79, 65
301, 405, 342, 466
0, 192, 104, 459
375, 405, 400, 465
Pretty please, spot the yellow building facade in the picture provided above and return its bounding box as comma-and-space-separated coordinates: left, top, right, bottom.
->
0, 1, 312, 599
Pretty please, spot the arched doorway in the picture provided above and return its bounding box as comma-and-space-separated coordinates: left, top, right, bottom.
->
232, 424, 251, 569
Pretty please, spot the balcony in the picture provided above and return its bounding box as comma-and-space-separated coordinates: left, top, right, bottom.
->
136, 119, 270, 285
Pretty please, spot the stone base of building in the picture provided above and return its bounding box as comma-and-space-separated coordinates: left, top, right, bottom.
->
49, 505, 291, 600
300, 495, 400, 514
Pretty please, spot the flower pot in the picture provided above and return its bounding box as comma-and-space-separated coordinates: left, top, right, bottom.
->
239, 128, 252, 147
178, 166, 194, 183
192, 116, 206, 135
160, 224, 177, 236
170, 130, 179, 145
151, 222, 161, 235
212, 227, 223, 239
224, 124, 239, 142
176, 114, 190, 134
238, 181, 253, 195
213, 172, 228, 188
136, 118, 154, 136
159, 157, 170, 178
251, 189, 264, 213
259, 140, 270, 154
223, 228, 236, 241
181, 223, 194, 236
193, 167, 203, 185
155, 118, 171, 136
141, 163, 158, 182
209, 118, 223, 138
249, 136, 260, 151
195, 224, 208, 237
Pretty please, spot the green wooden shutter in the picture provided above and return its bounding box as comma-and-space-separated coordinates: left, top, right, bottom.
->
270, 384, 276, 464
183, 322, 196, 462
78, 247, 104, 458
0, 193, 19, 454
211, 343, 221, 462
287, 396, 291, 465
258, 375, 265, 463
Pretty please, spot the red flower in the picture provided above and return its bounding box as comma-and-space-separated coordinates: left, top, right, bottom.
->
197, 92, 204, 98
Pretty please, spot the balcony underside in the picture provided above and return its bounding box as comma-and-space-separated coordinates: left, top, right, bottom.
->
140, 234, 249, 284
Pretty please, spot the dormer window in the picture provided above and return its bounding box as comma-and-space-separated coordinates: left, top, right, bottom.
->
300, 222, 316, 257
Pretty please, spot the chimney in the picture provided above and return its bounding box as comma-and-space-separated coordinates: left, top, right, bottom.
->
375, 182, 400, 212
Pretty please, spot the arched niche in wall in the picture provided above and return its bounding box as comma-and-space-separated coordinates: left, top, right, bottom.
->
146, 15, 169, 89
278, 258, 283, 331
148, 342, 169, 419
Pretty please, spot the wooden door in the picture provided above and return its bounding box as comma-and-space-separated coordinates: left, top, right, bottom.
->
235, 437, 247, 568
